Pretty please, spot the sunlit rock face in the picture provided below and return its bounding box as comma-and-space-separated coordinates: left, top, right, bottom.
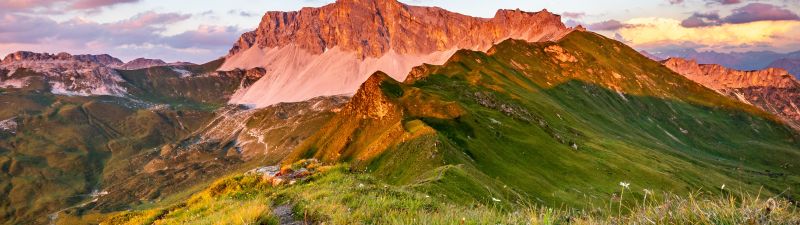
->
220, 0, 574, 108
664, 57, 800, 130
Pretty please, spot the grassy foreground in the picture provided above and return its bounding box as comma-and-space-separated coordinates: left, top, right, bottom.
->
103, 164, 798, 225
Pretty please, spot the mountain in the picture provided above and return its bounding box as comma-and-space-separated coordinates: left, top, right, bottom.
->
639, 50, 663, 61
118, 58, 167, 70
650, 49, 800, 79
663, 57, 800, 130
91, 96, 349, 212
118, 58, 196, 70
649, 49, 794, 70
0, 51, 128, 96
769, 58, 800, 77
284, 31, 799, 209
220, 0, 574, 108
0, 57, 261, 224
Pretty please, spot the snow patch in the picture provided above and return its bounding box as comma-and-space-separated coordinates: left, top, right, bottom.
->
171, 67, 192, 78
733, 92, 752, 105
0, 117, 17, 133
616, 90, 628, 102
0, 77, 28, 88
1, 58, 127, 96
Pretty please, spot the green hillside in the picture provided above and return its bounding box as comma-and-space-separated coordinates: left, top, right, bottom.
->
92, 30, 800, 224
288, 30, 800, 208
0, 60, 243, 224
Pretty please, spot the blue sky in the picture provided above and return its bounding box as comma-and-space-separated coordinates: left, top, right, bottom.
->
1, 0, 798, 63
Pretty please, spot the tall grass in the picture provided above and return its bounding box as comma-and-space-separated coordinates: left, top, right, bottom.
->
105, 165, 799, 225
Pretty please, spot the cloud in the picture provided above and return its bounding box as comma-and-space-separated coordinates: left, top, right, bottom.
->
108, 11, 190, 30
228, 10, 256, 17
668, 0, 684, 5
618, 17, 800, 52
725, 3, 800, 24
681, 12, 722, 27
0, 12, 243, 63
587, 20, 636, 31
70, 0, 139, 9
163, 25, 242, 49
706, 0, 741, 5
0, 0, 139, 14
681, 3, 799, 27
562, 12, 585, 19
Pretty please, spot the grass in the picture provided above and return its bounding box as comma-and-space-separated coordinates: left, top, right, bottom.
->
105, 164, 800, 224
287, 30, 800, 210
0, 58, 233, 224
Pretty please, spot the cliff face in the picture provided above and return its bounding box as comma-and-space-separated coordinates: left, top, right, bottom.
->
221, 0, 573, 108
663, 57, 800, 130
228, 0, 568, 59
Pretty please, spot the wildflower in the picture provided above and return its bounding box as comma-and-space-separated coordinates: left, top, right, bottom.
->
492, 197, 501, 202
721, 184, 726, 190
643, 189, 652, 195
619, 182, 630, 189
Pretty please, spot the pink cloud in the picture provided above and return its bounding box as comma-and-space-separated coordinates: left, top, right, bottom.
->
108, 11, 190, 30
0, 12, 241, 63
587, 20, 637, 31
725, 3, 800, 24
562, 12, 585, 19
70, 0, 139, 9
681, 3, 799, 28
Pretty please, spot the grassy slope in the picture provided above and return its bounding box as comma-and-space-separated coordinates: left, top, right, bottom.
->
0, 59, 239, 224
288, 31, 800, 208
105, 165, 799, 225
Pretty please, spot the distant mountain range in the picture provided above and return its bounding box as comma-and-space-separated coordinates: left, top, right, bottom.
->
648, 49, 800, 78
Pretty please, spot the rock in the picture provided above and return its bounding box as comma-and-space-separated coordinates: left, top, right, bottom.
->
247, 165, 281, 178
271, 177, 286, 186
118, 58, 168, 70
663, 57, 800, 130
663, 57, 798, 89
0, 51, 128, 96
220, 0, 576, 108
226, 0, 570, 59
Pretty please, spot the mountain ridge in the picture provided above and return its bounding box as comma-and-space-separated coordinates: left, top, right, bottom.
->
663, 57, 800, 130
220, 0, 575, 108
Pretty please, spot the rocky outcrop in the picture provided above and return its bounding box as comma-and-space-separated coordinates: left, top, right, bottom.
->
221, 0, 574, 108
2, 51, 123, 66
663, 57, 800, 130
119, 58, 167, 70
0, 51, 128, 96
227, 0, 568, 59
117, 58, 197, 70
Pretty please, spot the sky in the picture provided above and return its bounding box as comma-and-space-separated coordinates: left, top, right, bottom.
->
0, 0, 798, 63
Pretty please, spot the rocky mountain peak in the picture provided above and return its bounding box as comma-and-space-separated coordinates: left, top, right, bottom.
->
225, 2, 570, 60
343, 71, 400, 119
119, 58, 169, 70
221, 0, 574, 108
663, 57, 798, 89
663, 57, 800, 130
